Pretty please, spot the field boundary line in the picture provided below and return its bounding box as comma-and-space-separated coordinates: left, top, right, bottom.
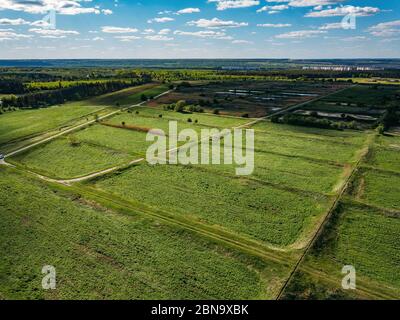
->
275, 131, 375, 300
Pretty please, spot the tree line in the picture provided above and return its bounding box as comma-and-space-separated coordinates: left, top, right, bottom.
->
0, 80, 142, 110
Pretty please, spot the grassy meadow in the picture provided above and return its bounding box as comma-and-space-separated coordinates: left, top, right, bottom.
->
0, 167, 288, 299
89, 163, 331, 248
283, 202, 400, 299
0, 83, 167, 149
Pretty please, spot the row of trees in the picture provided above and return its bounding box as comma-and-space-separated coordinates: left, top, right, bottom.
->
0, 80, 26, 94
271, 114, 359, 130
163, 100, 205, 113
0, 81, 137, 109
376, 105, 399, 134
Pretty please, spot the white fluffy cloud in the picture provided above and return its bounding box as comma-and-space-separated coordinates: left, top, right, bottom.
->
145, 35, 173, 41
257, 5, 289, 13
174, 30, 232, 40
318, 22, 344, 30
0, 0, 107, 15
369, 20, 400, 37
208, 0, 260, 11
0, 28, 32, 41
148, 17, 175, 23
232, 39, 253, 44
276, 30, 326, 38
187, 18, 248, 29
306, 6, 380, 18
101, 26, 138, 34
115, 35, 141, 42
257, 23, 292, 28
177, 8, 200, 14
0, 18, 29, 25
283, 0, 346, 7
29, 27, 79, 38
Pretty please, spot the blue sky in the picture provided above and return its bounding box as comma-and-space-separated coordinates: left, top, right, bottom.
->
0, 0, 399, 59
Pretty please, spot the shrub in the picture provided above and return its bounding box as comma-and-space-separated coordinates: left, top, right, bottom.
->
68, 136, 81, 147
175, 100, 186, 112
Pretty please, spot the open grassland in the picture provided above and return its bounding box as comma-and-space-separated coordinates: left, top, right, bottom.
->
73, 125, 150, 157
375, 134, 400, 149
10, 118, 365, 248
0, 167, 289, 300
0, 103, 106, 146
252, 121, 366, 146
90, 163, 331, 248
283, 202, 400, 299
0, 83, 167, 149
8, 106, 250, 179
366, 146, 400, 173
349, 168, 400, 211
10, 137, 133, 179
253, 127, 363, 164
201, 151, 345, 195
109, 107, 250, 130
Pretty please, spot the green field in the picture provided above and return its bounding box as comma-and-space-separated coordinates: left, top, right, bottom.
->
0, 83, 167, 148
89, 163, 331, 248
8, 106, 250, 179
192, 144, 346, 194
0, 103, 106, 146
109, 107, 250, 130
0, 167, 289, 299
283, 202, 400, 299
9, 109, 365, 249
254, 127, 362, 164
1, 76, 398, 301
253, 121, 366, 146
367, 146, 400, 173
282, 131, 400, 299
10, 136, 133, 179
349, 168, 400, 211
